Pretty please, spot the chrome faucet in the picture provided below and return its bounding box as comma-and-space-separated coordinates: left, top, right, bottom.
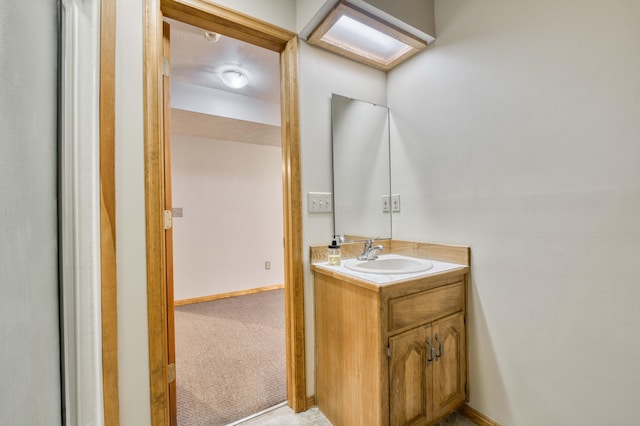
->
357, 239, 384, 261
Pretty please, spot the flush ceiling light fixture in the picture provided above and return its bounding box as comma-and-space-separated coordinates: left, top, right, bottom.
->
306, 2, 428, 71
220, 70, 249, 89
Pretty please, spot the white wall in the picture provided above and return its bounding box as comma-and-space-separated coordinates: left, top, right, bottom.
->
0, 1, 61, 424
115, 0, 151, 424
299, 41, 387, 394
171, 134, 284, 300
387, 0, 640, 424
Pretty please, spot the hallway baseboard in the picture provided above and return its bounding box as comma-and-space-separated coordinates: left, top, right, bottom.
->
174, 283, 284, 306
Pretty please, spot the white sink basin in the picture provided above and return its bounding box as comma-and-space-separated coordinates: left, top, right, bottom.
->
343, 255, 434, 275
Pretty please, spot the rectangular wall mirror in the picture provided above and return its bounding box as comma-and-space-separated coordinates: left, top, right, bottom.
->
331, 93, 392, 242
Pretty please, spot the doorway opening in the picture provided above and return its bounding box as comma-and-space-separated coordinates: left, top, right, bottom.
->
142, 1, 306, 424
166, 17, 287, 423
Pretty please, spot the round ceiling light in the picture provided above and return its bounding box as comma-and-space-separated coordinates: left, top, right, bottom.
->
220, 70, 249, 89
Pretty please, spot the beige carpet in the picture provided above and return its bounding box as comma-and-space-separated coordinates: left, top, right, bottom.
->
174, 289, 286, 425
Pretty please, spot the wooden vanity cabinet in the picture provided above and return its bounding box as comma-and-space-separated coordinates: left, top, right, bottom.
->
313, 268, 468, 426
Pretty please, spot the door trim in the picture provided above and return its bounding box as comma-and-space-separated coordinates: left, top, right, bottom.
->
143, 1, 306, 424
99, 0, 118, 424
161, 21, 177, 426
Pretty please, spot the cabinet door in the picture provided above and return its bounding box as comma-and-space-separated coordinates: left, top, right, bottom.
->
389, 325, 432, 426
432, 312, 467, 419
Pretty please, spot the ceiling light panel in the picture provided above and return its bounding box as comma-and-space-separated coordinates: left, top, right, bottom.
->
321, 15, 412, 63
307, 2, 427, 72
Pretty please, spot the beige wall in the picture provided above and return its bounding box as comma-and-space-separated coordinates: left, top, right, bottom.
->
388, 0, 640, 424
171, 135, 284, 301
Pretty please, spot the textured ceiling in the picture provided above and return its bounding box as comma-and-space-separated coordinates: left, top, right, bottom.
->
166, 18, 281, 104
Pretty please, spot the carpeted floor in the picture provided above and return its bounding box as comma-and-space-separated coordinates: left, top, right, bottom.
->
174, 289, 286, 425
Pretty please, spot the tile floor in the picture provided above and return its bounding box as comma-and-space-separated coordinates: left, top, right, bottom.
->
236, 404, 477, 425
236, 405, 330, 425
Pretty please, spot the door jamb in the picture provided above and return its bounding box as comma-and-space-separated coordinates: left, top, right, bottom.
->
99, 0, 118, 424
143, 1, 306, 424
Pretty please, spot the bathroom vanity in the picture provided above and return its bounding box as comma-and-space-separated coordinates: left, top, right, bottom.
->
311, 240, 470, 426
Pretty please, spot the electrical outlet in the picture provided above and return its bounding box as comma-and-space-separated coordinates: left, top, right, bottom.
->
391, 194, 400, 212
265, 261, 271, 270
382, 195, 390, 213
308, 192, 332, 213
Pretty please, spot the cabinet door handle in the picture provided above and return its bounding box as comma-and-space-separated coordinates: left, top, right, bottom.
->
425, 336, 435, 365
434, 333, 443, 361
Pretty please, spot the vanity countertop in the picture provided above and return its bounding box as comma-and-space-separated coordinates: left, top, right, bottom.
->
311, 258, 468, 292
310, 239, 470, 292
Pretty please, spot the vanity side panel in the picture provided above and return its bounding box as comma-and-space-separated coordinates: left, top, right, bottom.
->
464, 273, 470, 403
314, 271, 385, 425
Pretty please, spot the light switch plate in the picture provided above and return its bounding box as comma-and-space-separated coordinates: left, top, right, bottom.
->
308, 192, 332, 213
382, 195, 390, 213
391, 194, 400, 212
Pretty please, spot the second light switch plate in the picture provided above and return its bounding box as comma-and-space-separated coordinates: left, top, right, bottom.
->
308, 192, 332, 213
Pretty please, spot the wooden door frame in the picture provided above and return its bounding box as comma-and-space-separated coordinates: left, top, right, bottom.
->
161, 21, 177, 426
143, 1, 306, 424
99, 0, 118, 424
